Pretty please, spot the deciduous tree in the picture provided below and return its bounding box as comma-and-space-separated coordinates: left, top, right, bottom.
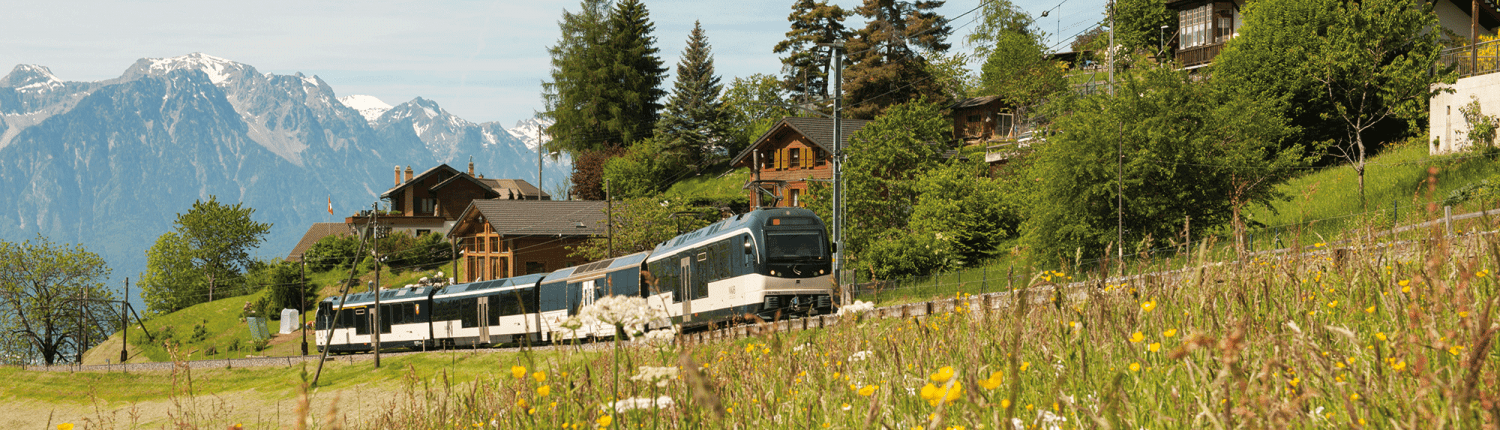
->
568, 197, 712, 261
0, 235, 114, 365
140, 196, 272, 312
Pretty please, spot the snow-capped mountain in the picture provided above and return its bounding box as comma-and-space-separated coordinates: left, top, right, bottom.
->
506, 117, 554, 151
0, 53, 572, 302
338, 95, 392, 123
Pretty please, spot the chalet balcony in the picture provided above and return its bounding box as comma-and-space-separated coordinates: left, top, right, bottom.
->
1177, 43, 1225, 68
1440, 40, 1500, 78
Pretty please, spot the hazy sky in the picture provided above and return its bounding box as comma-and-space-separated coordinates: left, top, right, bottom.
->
1, 0, 1103, 125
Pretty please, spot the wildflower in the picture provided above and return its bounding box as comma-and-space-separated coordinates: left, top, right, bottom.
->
1327, 300, 1337, 309
1288, 377, 1300, 388
1477, 270, 1490, 278
1459, 311, 1470, 318
1141, 300, 1156, 312
638, 327, 677, 347
1375, 332, 1387, 342
610, 396, 674, 413
849, 350, 873, 361
58, 425, 74, 430
1364, 306, 1375, 314
1129, 331, 1145, 343
596, 415, 613, 427
577, 295, 670, 336
1129, 362, 1141, 372
1399, 279, 1411, 293
930, 366, 956, 383
1449, 345, 1465, 356
919, 383, 964, 406
511, 365, 526, 379
537, 385, 551, 396
1392, 361, 1406, 371
1163, 329, 1178, 338
979, 371, 1003, 390
631, 366, 679, 388
1001, 399, 1012, 408
1349, 393, 1359, 401
858, 385, 878, 396
1020, 361, 1030, 372
517, 398, 528, 408
1148, 342, 1161, 353
841, 403, 852, 411
533, 371, 547, 383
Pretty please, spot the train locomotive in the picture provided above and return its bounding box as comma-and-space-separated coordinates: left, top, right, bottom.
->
315, 207, 834, 353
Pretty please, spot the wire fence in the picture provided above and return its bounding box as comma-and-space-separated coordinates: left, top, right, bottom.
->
1439, 39, 1500, 78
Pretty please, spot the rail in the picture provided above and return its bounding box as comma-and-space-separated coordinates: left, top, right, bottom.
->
1439, 40, 1500, 78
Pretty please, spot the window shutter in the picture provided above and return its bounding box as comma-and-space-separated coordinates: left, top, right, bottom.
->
804, 147, 813, 167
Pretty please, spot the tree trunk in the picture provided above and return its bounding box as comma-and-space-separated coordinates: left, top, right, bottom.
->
1356, 133, 1368, 211
1232, 201, 1245, 255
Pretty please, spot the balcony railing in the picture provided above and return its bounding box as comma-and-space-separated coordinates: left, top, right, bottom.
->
1177, 43, 1224, 68
1439, 40, 1500, 78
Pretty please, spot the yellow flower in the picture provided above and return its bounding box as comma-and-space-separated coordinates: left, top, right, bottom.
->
58, 425, 74, 430
978, 371, 1003, 390
1314, 242, 1326, 248
1364, 306, 1375, 314
858, 385, 878, 396
1375, 332, 1387, 342
533, 371, 547, 383
918, 383, 964, 406
511, 365, 526, 379
537, 385, 551, 396
1349, 393, 1360, 401
1288, 377, 1300, 388
1019, 361, 1030, 372
1326, 300, 1337, 309
596, 415, 613, 427
1399, 279, 1411, 293
1163, 329, 1177, 338
1141, 300, 1156, 312
1128, 362, 1141, 372
1392, 361, 1407, 371
1459, 311, 1470, 318
1001, 399, 1011, 408
1129, 331, 1145, 343
1449, 345, 1465, 356
1148, 342, 1161, 353
929, 366, 955, 383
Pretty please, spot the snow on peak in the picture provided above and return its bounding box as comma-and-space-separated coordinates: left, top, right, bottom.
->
143, 53, 240, 85
507, 117, 554, 150
338, 95, 392, 123
3, 64, 63, 90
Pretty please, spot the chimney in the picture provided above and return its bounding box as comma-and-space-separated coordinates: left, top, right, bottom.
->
478, 173, 484, 179
394, 165, 401, 187
468, 156, 475, 176
405, 165, 414, 183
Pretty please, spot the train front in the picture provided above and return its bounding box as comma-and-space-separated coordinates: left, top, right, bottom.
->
751, 209, 835, 319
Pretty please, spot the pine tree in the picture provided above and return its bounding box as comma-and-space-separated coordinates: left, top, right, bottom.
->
606, 0, 668, 147
844, 0, 952, 119
655, 21, 730, 170
774, 0, 851, 105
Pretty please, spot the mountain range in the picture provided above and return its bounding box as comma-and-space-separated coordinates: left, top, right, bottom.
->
0, 53, 571, 304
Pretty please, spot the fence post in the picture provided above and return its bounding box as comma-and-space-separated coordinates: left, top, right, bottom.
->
1445, 205, 1454, 236
1392, 199, 1398, 231
982, 265, 987, 295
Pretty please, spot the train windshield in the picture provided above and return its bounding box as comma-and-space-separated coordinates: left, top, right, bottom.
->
766, 231, 826, 260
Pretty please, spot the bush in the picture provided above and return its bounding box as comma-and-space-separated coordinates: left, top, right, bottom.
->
303, 234, 358, 272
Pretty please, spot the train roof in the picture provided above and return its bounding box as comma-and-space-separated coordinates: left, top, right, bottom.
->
325, 284, 441, 308
539, 265, 579, 284
432, 273, 548, 299
649, 207, 823, 257
565, 251, 649, 280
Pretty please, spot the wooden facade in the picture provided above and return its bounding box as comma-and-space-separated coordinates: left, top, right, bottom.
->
447, 200, 607, 283
729, 118, 868, 208
950, 96, 1016, 144
348, 163, 548, 237
1168, 0, 1244, 68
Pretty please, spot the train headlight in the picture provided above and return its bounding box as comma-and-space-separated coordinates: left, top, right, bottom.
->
770, 270, 778, 277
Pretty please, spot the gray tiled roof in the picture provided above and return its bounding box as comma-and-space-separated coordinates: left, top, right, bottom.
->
950, 95, 1004, 109
465, 200, 607, 236
286, 222, 353, 261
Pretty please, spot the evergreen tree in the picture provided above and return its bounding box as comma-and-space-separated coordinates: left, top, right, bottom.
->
774, 0, 851, 105
655, 21, 730, 170
605, 0, 668, 147
542, 0, 615, 153
844, 0, 952, 119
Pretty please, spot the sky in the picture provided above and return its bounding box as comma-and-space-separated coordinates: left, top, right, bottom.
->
1, 0, 1104, 126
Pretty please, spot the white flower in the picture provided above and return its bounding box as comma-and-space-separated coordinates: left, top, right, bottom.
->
848, 350, 873, 362
630, 366, 679, 388
1037, 410, 1067, 430
637, 327, 677, 347
792, 343, 812, 352
577, 295, 669, 336
610, 396, 674, 412
838, 300, 876, 316
559, 316, 583, 331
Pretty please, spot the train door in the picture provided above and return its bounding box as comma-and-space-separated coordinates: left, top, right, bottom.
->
582, 280, 597, 307
680, 257, 692, 322
478, 296, 491, 344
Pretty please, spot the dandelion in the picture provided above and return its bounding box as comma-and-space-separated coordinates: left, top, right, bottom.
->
1364, 306, 1375, 314
919, 383, 964, 406
1459, 311, 1470, 318
1349, 393, 1360, 401
58, 425, 74, 430
1375, 332, 1387, 342
1392, 361, 1407, 371
1129, 362, 1141, 372
1148, 342, 1161, 353
858, 385, 878, 396
517, 398, 528, 408
511, 365, 527, 379
979, 371, 1003, 390
930, 366, 956, 383
1129, 331, 1145, 343
537, 385, 551, 396
1399, 279, 1411, 293
1326, 300, 1337, 309
533, 371, 547, 383
1163, 329, 1177, 338
596, 415, 613, 428
1288, 377, 1300, 388
1141, 300, 1156, 312
1449, 345, 1465, 356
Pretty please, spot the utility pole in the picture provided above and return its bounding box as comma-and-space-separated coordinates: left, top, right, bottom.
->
371, 204, 381, 368
120, 278, 128, 366
817, 41, 847, 305
300, 260, 307, 356
1111, 1, 1123, 275
1473, 0, 1480, 76
537, 119, 544, 200
606, 179, 614, 257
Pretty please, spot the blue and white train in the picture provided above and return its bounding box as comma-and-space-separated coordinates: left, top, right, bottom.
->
315, 207, 834, 353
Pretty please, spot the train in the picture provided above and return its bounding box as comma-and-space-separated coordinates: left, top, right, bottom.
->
315, 207, 834, 353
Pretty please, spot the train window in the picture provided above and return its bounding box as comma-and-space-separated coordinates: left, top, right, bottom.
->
460, 298, 480, 328
697, 252, 707, 262
766, 232, 826, 260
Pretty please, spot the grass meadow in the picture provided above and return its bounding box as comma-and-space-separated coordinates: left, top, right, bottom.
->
19, 225, 1500, 429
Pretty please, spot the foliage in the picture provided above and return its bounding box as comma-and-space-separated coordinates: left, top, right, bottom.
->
843, 0, 952, 119
1443, 173, 1500, 208
1113, 0, 1175, 56
721, 74, 794, 154
1021, 66, 1234, 261
1206, 70, 1310, 252
602, 140, 667, 199
380, 231, 452, 273
841, 98, 950, 272
1309, 0, 1452, 207
1459, 96, 1499, 152
302, 233, 358, 272
774, 0, 851, 104
542, 0, 667, 154
862, 159, 1019, 279
0, 235, 114, 365
569, 197, 714, 261
922, 50, 980, 100
963, 0, 1034, 60
979, 30, 1067, 111
654, 22, 731, 172
571, 147, 627, 200
140, 196, 272, 313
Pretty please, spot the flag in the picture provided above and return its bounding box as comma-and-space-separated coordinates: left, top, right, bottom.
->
327, 196, 333, 215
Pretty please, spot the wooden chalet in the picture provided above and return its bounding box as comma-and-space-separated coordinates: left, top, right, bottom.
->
729, 117, 869, 208
950, 96, 1019, 144
1167, 0, 1244, 68
447, 200, 607, 282
347, 161, 549, 237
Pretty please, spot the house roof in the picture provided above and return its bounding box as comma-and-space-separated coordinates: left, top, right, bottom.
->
451, 200, 607, 238
380, 164, 462, 199
286, 222, 352, 261
479, 178, 549, 200
729, 117, 871, 167
950, 95, 1006, 110
428, 173, 503, 198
